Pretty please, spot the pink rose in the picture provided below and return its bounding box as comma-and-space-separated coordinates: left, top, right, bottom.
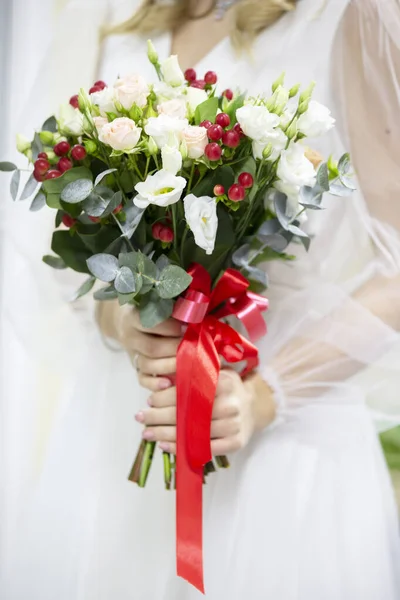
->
182, 125, 208, 159
99, 117, 141, 151
114, 74, 150, 110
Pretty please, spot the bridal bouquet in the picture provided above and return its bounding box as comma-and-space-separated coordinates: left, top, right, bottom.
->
0, 41, 354, 592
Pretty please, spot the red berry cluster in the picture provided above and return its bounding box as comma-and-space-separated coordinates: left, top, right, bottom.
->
198, 113, 244, 162
184, 68, 218, 90
69, 80, 107, 109
152, 222, 174, 243
213, 171, 254, 203
33, 143, 87, 182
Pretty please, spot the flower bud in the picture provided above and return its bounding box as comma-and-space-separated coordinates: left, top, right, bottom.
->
83, 115, 94, 133
267, 85, 289, 114
147, 136, 158, 156
16, 133, 31, 154
39, 131, 54, 145
147, 40, 159, 66
25, 149, 33, 162
46, 150, 56, 161
285, 117, 298, 140
83, 139, 98, 155
129, 104, 143, 122
262, 143, 273, 159
299, 81, 315, 103
179, 138, 188, 160
298, 100, 310, 115
272, 72, 285, 93
289, 83, 300, 98
78, 88, 91, 112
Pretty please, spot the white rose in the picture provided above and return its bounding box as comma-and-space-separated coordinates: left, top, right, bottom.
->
58, 103, 84, 136
161, 55, 185, 87
181, 126, 208, 159
114, 74, 150, 110
297, 101, 335, 138
99, 117, 141, 151
236, 104, 280, 143
161, 145, 183, 175
90, 87, 117, 116
144, 114, 188, 149
184, 194, 218, 255
93, 116, 109, 134
185, 87, 208, 113
134, 169, 186, 209
252, 128, 287, 161
158, 99, 187, 119
277, 143, 316, 187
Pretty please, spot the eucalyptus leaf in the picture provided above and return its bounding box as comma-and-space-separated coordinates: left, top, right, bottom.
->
20, 173, 39, 201
316, 163, 330, 191
31, 132, 43, 161
10, 170, 20, 200
118, 292, 137, 306
42, 115, 58, 132
288, 224, 310, 250
257, 219, 281, 237
137, 251, 157, 280
114, 266, 136, 293
194, 97, 219, 125
338, 153, 351, 176
246, 266, 269, 287
156, 254, 170, 275
232, 243, 252, 267
94, 286, 118, 301
52, 230, 91, 273
139, 293, 173, 328
71, 276, 96, 301
0, 161, 17, 172
329, 181, 354, 197
42, 254, 67, 269
143, 242, 154, 256
83, 192, 110, 217
102, 191, 122, 217
94, 168, 117, 187
87, 253, 119, 282
61, 178, 93, 203
339, 174, 357, 191
119, 251, 139, 270
273, 192, 290, 229
157, 265, 192, 299
30, 191, 46, 212
257, 233, 288, 252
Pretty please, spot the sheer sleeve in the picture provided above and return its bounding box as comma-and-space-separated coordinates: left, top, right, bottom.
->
259, 0, 400, 432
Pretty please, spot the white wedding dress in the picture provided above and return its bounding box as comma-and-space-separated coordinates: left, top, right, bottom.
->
1, 1, 400, 599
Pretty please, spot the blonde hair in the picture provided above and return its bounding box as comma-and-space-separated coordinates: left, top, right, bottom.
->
107, 0, 297, 47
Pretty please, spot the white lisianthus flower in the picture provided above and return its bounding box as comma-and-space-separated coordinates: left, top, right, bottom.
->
297, 101, 335, 138
158, 99, 188, 119
236, 104, 280, 143
99, 117, 141, 152
277, 143, 316, 187
93, 116, 109, 134
161, 145, 183, 175
181, 126, 208, 159
134, 169, 186, 209
58, 103, 84, 136
90, 87, 117, 116
161, 55, 185, 87
184, 194, 218, 255
144, 114, 188, 149
154, 81, 185, 102
114, 74, 150, 110
252, 128, 287, 161
185, 87, 208, 113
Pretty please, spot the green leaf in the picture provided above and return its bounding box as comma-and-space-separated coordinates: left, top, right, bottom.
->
83, 192, 110, 217
10, 170, 20, 200
87, 253, 119, 282
78, 226, 119, 254
60, 201, 82, 218
42, 254, 67, 269
51, 230, 91, 273
137, 251, 157, 280
316, 163, 330, 192
119, 251, 139, 270
102, 191, 122, 217
139, 292, 173, 328
71, 276, 96, 301
43, 166, 93, 209
191, 165, 235, 198
0, 161, 17, 172
232, 155, 257, 178
114, 266, 136, 293
94, 286, 118, 301
94, 168, 117, 187
30, 191, 46, 212
19, 173, 39, 201
156, 265, 192, 299
224, 93, 246, 126
194, 97, 219, 125
61, 178, 93, 203
42, 116, 58, 132
118, 292, 137, 306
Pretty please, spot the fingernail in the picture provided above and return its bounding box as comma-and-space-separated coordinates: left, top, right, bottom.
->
135, 412, 145, 423
143, 430, 154, 441
159, 378, 172, 390
159, 442, 170, 452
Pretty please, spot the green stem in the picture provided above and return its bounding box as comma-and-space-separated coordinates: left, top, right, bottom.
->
111, 213, 136, 252
138, 441, 156, 488
180, 226, 189, 265
215, 455, 230, 469
144, 156, 150, 179
187, 162, 196, 193
171, 204, 178, 253
163, 452, 172, 490
128, 439, 146, 483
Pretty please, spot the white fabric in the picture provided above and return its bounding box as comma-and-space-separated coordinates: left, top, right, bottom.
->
1, 0, 400, 598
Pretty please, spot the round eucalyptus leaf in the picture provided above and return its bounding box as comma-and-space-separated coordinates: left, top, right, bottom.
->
0, 161, 17, 172
71, 276, 96, 301
114, 266, 136, 294
157, 265, 192, 299
87, 253, 119, 282
19, 173, 39, 201
30, 191, 46, 212
61, 179, 93, 204
10, 170, 20, 200
42, 255, 67, 269
94, 169, 117, 187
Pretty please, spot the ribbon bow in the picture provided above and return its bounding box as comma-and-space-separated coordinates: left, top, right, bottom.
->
172, 264, 268, 593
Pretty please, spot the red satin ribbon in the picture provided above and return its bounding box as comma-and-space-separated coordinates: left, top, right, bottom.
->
172, 264, 268, 593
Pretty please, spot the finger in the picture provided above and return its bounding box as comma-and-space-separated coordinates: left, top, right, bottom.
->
148, 386, 177, 408
137, 373, 173, 392
138, 354, 177, 376
126, 331, 181, 359
136, 406, 176, 426
130, 311, 183, 337
212, 394, 240, 419
159, 441, 177, 454
211, 436, 242, 456
210, 417, 240, 439
142, 426, 176, 443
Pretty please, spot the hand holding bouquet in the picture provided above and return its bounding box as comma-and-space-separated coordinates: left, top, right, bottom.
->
0, 40, 354, 592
